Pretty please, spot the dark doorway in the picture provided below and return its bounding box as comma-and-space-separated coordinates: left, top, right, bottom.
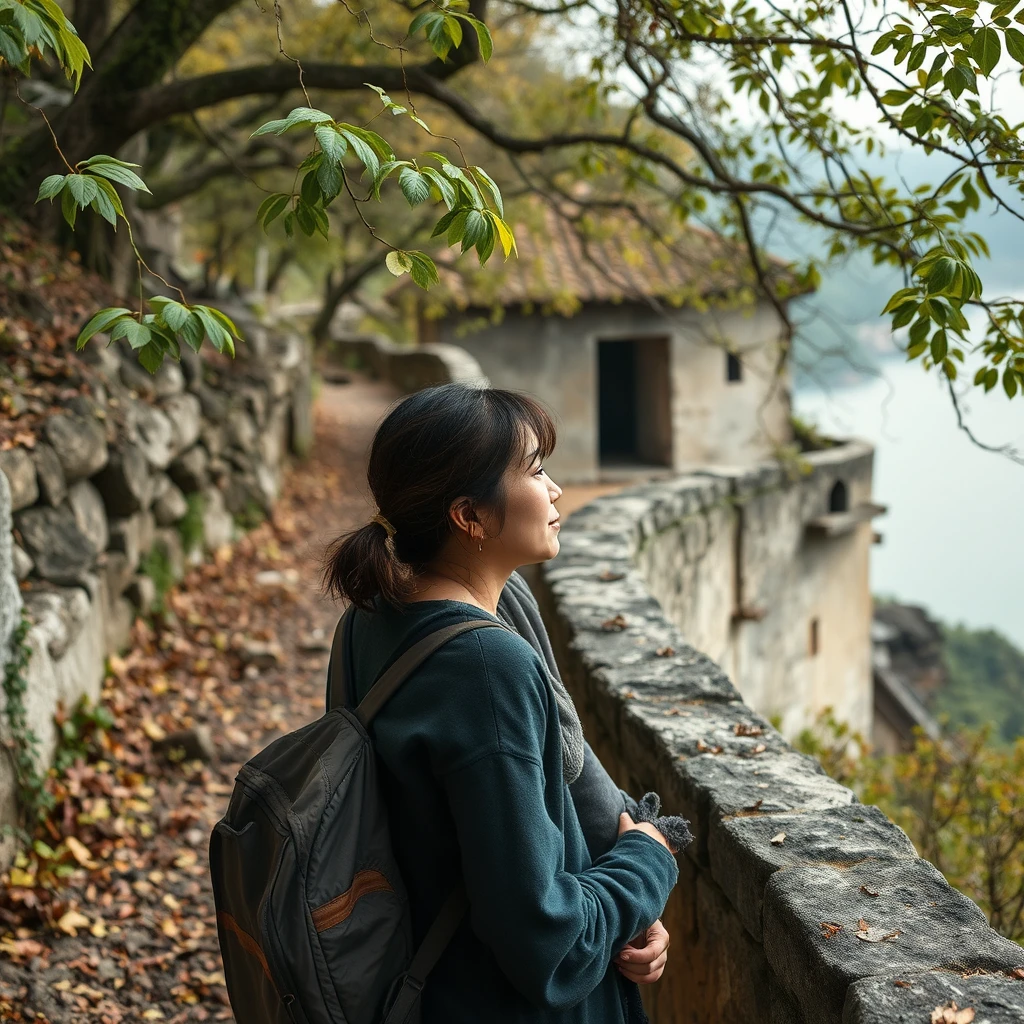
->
597, 338, 672, 467
598, 340, 637, 459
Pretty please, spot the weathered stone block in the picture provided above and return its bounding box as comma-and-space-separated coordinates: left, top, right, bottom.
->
43, 412, 108, 481
68, 480, 109, 554
99, 550, 134, 597
134, 403, 175, 469
289, 359, 313, 458
677, 752, 854, 864
842, 970, 1024, 1023
226, 407, 258, 451
201, 486, 233, 551
31, 442, 66, 506
126, 574, 156, 612
12, 543, 33, 580
0, 448, 39, 510
14, 505, 97, 584
92, 442, 151, 517
168, 444, 209, 493
153, 480, 188, 526
763, 860, 1024, 1024
162, 392, 202, 453
710, 804, 919, 941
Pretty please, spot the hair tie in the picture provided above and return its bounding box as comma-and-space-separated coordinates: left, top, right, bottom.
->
371, 512, 397, 539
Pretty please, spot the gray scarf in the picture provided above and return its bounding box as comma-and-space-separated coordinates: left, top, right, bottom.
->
496, 572, 585, 785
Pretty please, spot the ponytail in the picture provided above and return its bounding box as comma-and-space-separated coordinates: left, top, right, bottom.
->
321, 520, 412, 610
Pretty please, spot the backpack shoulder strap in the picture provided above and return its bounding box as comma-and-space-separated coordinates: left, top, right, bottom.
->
354, 618, 503, 728
327, 606, 356, 712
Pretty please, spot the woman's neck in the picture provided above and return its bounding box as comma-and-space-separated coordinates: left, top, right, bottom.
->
407, 562, 508, 615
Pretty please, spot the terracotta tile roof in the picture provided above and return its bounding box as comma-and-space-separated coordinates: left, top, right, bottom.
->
413, 198, 802, 314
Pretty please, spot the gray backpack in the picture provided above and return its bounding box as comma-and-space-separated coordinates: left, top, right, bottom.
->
209, 611, 501, 1024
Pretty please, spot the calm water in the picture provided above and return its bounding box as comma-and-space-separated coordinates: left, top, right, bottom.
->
794, 361, 1024, 648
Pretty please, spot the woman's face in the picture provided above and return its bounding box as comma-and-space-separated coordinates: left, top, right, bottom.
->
484, 431, 563, 567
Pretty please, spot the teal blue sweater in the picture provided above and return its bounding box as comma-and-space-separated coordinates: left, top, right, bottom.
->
345, 600, 679, 1023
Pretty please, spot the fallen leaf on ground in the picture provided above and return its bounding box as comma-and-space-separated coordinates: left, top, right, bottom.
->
769, 832, 786, 845
860, 884, 880, 898
56, 909, 91, 936
601, 614, 628, 631
655, 646, 675, 656
819, 921, 843, 939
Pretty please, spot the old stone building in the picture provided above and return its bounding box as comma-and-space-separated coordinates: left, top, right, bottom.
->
407, 201, 801, 484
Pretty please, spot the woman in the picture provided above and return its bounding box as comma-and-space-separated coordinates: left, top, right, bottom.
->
322, 383, 680, 1022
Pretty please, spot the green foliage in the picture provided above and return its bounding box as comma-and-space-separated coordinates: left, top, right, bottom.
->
798, 712, 1024, 943
75, 298, 242, 375
233, 498, 266, 532
139, 542, 175, 616
52, 697, 115, 775
250, 103, 516, 284
0, 0, 90, 88
408, 0, 492, 63
177, 492, 206, 556
936, 624, 1024, 746
1, 611, 54, 830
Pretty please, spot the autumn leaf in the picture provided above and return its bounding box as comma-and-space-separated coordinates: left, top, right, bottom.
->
931, 1002, 975, 1024
56, 909, 91, 936
770, 832, 786, 845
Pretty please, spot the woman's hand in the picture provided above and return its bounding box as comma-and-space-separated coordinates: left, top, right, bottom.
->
614, 919, 670, 984
617, 812, 678, 855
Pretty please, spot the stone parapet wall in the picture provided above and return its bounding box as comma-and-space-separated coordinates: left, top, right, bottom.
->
532, 456, 1024, 1023
328, 333, 489, 392
0, 309, 312, 864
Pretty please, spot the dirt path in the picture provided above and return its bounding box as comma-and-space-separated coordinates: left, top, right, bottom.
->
0, 375, 400, 1023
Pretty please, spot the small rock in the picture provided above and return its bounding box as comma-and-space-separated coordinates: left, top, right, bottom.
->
31, 442, 66, 506
134, 403, 175, 469
168, 444, 209, 493
12, 543, 33, 580
0, 448, 39, 511
126, 573, 156, 612
299, 627, 332, 653
201, 485, 234, 550
161, 392, 202, 454
254, 568, 299, 595
153, 481, 188, 526
14, 505, 97, 584
238, 638, 284, 669
43, 412, 109, 482
99, 549, 134, 597
68, 479, 109, 553
152, 725, 217, 763
93, 442, 151, 517
226, 408, 258, 451
154, 529, 186, 582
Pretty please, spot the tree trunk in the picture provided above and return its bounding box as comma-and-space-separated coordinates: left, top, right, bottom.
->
0, 0, 243, 206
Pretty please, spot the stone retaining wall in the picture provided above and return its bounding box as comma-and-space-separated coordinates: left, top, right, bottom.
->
532, 463, 1024, 1023
0, 309, 311, 864
327, 333, 488, 392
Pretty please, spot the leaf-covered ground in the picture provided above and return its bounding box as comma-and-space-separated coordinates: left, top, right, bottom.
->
0, 374, 399, 1023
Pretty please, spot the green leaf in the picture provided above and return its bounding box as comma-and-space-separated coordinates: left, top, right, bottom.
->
408, 252, 440, 289
65, 174, 98, 208
137, 341, 165, 375
1003, 366, 1018, 397
251, 118, 290, 137
193, 307, 232, 355
91, 177, 125, 220
80, 157, 150, 193
882, 287, 920, 314
111, 318, 152, 350
907, 42, 927, 72
398, 167, 430, 207
90, 189, 117, 226
471, 166, 504, 217
420, 167, 458, 210
925, 257, 958, 294
179, 314, 204, 353
461, 209, 486, 251
36, 174, 66, 201
930, 330, 948, 361
300, 170, 323, 207
906, 341, 928, 359
971, 26, 1001, 75
1005, 26, 1024, 63
891, 300, 919, 329
317, 160, 343, 203
311, 205, 330, 239
76, 307, 132, 350
339, 129, 379, 181
441, 162, 482, 207
944, 65, 974, 97
60, 186, 78, 229
465, 15, 493, 60
151, 299, 192, 333
386, 250, 414, 276
257, 192, 291, 230
284, 106, 334, 128
431, 210, 457, 238
447, 209, 469, 246
295, 201, 317, 236
314, 124, 347, 164
475, 216, 495, 265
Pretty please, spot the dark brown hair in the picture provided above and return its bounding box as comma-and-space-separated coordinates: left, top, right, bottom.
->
321, 383, 556, 610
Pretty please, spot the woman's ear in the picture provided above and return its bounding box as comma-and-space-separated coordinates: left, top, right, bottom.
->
448, 498, 481, 539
